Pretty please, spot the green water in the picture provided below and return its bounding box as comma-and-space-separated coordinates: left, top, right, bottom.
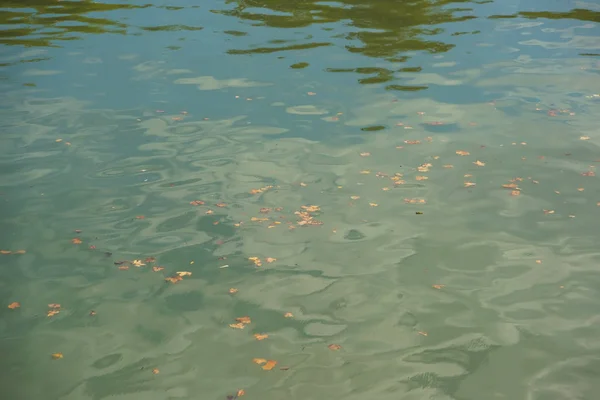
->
1, 0, 600, 399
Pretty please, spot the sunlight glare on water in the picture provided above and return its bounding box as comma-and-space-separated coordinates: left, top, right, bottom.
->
1, 0, 600, 399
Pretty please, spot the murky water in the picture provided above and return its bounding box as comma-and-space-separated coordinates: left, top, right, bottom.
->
1, 1, 600, 399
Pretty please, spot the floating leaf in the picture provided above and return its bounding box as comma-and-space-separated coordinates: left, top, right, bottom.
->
236, 316, 251, 324
229, 288, 238, 294
328, 344, 342, 350
456, 150, 470, 156
176, 271, 192, 277
359, 152, 370, 157
229, 323, 245, 329
473, 160, 485, 167
265, 257, 276, 263
262, 360, 277, 371
254, 333, 269, 341
8, 302, 20, 309
47, 310, 60, 317
284, 312, 294, 318
71, 238, 82, 244
51, 353, 63, 360
132, 259, 146, 267
152, 368, 160, 374
432, 284, 445, 289
152, 266, 164, 272
253, 358, 267, 365
165, 276, 183, 283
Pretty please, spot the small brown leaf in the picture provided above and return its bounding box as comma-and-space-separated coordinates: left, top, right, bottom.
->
432, 284, 445, 289
229, 323, 245, 329
236, 316, 251, 324
252, 358, 267, 365
71, 238, 82, 244
262, 360, 277, 370
456, 150, 470, 156
229, 288, 238, 294
51, 353, 63, 360
254, 333, 269, 341
152, 368, 160, 374
176, 271, 192, 277
237, 389, 246, 397
8, 302, 20, 309
284, 312, 294, 318
328, 344, 342, 350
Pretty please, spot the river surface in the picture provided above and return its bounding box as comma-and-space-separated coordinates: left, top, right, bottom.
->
1, 1, 600, 399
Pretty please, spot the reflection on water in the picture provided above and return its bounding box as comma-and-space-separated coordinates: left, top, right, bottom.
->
2, 0, 600, 399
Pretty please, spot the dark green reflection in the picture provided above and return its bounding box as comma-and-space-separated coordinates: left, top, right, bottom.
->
0, 0, 148, 47
217, 0, 478, 86
489, 8, 600, 23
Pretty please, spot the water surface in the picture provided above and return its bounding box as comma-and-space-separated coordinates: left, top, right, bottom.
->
2, 0, 600, 399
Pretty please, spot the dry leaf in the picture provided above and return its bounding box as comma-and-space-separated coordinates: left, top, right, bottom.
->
229, 288, 238, 294
236, 316, 251, 324
265, 257, 277, 263
511, 190, 521, 196
359, 152, 370, 157
47, 310, 60, 317
152, 266, 164, 272
8, 302, 20, 309
237, 389, 246, 397
165, 276, 183, 283
473, 160, 485, 167
328, 344, 342, 350
176, 271, 192, 277
535, 260, 542, 264
151, 368, 160, 374
284, 312, 294, 318
464, 182, 476, 188
456, 150, 470, 156
432, 284, 445, 289
229, 323, 245, 329
262, 360, 277, 371
369, 202, 378, 207
254, 333, 269, 341
14, 250, 26, 254
350, 195, 360, 200
0, 250, 11, 254
415, 175, 428, 181
252, 358, 267, 365
71, 238, 82, 244
418, 331, 428, 336
51, 353, 63, 360
132, 259, 145, 267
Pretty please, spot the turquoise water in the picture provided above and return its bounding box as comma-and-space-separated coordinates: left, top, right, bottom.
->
1, 1, 600, 399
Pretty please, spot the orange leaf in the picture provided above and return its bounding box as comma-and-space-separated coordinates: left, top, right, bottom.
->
48, 303, 60, 309
7, 302, 20, 309
284, 312, 294, 318
165, 276, 183, 283
418, 331, 428, 336
152, 368, 160, 374
265, 257, 276, 263
254, 333, 269, 341
236, 316, 251, 324
229, 323, 245, 329
432, 284, 445, 289
14, 250, 26, 254
176, 271, 192, 277
71, 238, 82, 244
229, 288, 238, 294
51, 353, 63, 360
456, 150, 470, 156
252, 358, 267, 365
328, 344, 342, 350
262, 360, 277, 370
152, 266, 164, 272
0, 250, 11, 254
473, 160, 485, 167
47, 310, 60, 317
237, 389, 245, 397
